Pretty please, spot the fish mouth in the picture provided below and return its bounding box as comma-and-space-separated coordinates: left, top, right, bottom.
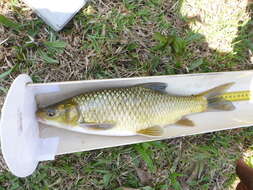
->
37, 117, 45, 122
36, 111, 46, 123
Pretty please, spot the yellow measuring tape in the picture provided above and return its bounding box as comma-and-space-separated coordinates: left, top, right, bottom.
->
219, 90, 251, 102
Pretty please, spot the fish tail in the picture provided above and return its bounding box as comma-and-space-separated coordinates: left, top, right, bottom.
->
197, 82, 235, 111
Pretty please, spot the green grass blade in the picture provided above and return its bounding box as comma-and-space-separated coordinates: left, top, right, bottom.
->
0, 14, 21, 31
0, 65, 18, 80
103, 173, 113, 187
38, 50, 59, 64
0, 86, 8, 94
43, 41, 67, 49
134, 144, 156, 172
153, 32, 168, 44
189, 59, 204, 71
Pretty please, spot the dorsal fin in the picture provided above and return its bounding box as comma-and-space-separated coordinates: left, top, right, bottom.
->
137, 82, 168, 93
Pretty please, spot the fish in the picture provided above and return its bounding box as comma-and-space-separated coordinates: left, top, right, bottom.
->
36, 82, 235, 137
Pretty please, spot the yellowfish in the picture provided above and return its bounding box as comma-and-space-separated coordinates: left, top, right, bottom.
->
36, 82, 235, 137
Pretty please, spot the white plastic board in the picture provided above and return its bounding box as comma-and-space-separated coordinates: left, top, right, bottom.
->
33, 71, 253, 155
1, 71, 253, 177
0, 75, 59, 177
23, 0, 87, 31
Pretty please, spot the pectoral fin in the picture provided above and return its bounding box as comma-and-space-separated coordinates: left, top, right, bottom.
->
137, 126, 164, 137
79, 122, 115, 130
175, 118, 194, 127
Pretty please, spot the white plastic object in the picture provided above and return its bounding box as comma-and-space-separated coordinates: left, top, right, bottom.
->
0, 74, 59, 177
34, 71, 253, 155
23, 0, 87, 31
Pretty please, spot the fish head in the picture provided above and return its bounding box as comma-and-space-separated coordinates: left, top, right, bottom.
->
36, 104, 63, 123
36, 100, 79, 127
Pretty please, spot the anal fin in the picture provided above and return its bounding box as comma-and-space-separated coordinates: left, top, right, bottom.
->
137, 126, 164, 137
175, 118, 194, 127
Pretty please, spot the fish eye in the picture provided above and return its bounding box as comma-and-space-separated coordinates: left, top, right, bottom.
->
47, 109, 56, 117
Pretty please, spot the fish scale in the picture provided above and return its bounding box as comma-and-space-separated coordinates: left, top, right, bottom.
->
72, 86, 206, 132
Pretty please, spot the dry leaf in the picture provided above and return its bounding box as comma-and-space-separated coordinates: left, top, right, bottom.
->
136, 168, 152, 185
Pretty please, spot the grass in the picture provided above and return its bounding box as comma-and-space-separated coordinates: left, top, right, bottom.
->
0, 0, 253, 189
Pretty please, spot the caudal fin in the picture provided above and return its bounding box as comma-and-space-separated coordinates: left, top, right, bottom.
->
197, 82, 235, 111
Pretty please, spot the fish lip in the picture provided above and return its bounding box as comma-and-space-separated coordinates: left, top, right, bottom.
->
37, 116, 45, 123
36, 110, 45, 123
